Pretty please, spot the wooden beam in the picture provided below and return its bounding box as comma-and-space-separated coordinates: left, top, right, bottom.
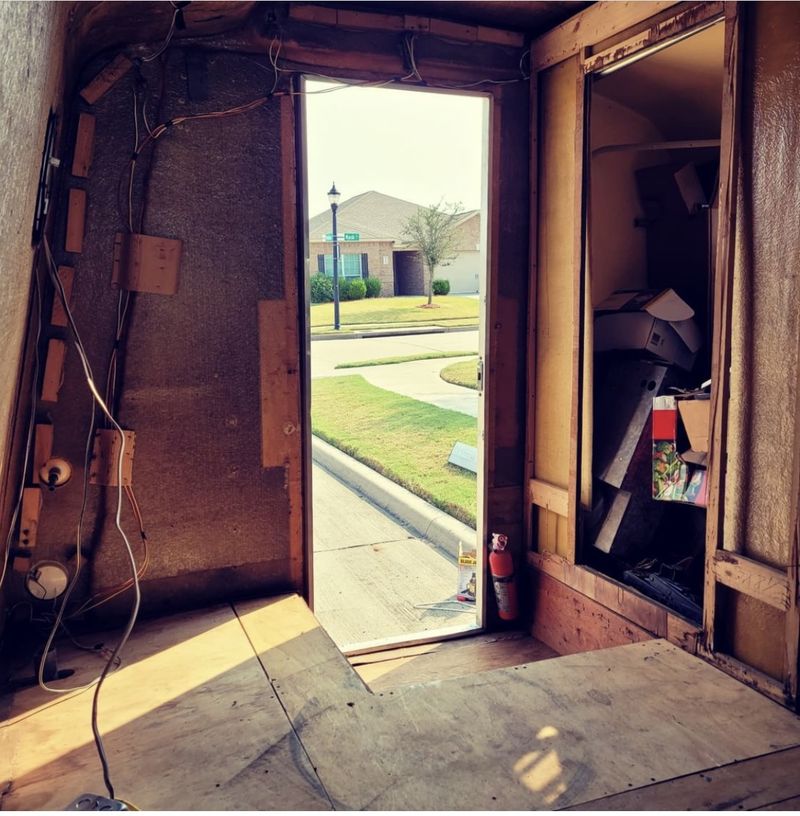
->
698, 648, 790, 708
583, 1, 724, 73
531, 1, 679, 71
703, 2, 743, 653
288, 3, 525, 47
529, 478, 568, 517
713, 551, 790, 611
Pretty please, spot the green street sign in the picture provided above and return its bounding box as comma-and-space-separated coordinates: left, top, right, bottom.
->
323, 233, 342, 241
344, 232, 360, 241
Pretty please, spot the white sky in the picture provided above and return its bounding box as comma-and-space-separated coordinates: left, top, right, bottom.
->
304, 80, 487, 218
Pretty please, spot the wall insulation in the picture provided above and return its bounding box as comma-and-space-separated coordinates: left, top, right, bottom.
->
722, 1, 800, 677
35, 49, 295, 614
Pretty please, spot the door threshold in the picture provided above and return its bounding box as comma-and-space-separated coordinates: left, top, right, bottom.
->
342, 622, 483, 658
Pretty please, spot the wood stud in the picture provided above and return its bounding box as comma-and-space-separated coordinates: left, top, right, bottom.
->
65, 188, 87, 253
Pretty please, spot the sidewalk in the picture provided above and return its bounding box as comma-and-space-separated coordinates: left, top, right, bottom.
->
312, 463, 476, 649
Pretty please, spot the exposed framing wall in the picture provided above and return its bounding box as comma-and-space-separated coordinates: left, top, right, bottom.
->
525, 0, 800, 708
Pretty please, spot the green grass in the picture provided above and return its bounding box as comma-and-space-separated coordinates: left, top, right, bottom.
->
310, 295, 479, 333
312, 375, 477, 527
440, 359, 480, 390
335, 351, 477, 369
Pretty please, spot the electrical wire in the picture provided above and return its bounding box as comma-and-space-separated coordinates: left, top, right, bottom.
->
138, 1, 181, 64
0, 264, 42, 592
40, 236, 141, 800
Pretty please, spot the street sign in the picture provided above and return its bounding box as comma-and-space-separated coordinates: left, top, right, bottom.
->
323, 233, 343, 242
344, 232, 360, 241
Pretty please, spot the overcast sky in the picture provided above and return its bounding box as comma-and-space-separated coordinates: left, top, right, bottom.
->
304, 80, 487, 218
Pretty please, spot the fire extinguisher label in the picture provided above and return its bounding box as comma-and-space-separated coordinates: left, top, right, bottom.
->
493, 578, 514, 615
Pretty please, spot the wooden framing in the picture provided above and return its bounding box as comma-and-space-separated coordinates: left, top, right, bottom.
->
525, 0, 800, 707
257, 94, 304, 593
531, 1, 679, 71
583, 1, 724, 74
64, 188, 87, 253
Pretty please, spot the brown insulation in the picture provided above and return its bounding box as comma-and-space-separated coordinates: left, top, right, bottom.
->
37, 49, 294, 614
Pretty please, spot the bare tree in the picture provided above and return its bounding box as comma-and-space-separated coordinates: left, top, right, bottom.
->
402, 200, 464, 306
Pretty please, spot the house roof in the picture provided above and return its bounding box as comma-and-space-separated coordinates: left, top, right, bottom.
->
308, 190, 478, 244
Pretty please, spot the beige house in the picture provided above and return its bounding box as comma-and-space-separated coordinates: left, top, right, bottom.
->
308, 191, 482, 296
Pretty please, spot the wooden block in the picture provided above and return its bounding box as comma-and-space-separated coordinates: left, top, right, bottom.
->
714, 550, 790, 611
65, 188, 87, 253
79, 54, 133, 105
89, 429, 135, 487
33, 424, 54, 485
529, 478, 569, 517
71, 113, 96, 178
20, 487, 42, 550
112, 232, 182, 295
50, 266, 74, 327
41, 339, 67, 403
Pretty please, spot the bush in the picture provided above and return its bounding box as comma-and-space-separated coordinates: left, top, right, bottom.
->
340, 278, 366, 301
364, 277, 382, 298
310, 273, 333, 303
432, 279, 451, 296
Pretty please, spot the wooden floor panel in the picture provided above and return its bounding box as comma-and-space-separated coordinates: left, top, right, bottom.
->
4, 595, 800, 811
237, 596, 800, 811
0, 604, 330, 811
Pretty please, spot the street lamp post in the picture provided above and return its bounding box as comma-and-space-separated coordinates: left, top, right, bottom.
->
328, 182, 341, 331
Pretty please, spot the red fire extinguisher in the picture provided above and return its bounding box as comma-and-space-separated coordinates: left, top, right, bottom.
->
489, 532, 518, 621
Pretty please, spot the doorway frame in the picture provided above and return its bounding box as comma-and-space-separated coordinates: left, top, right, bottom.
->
297, 76, 513, 652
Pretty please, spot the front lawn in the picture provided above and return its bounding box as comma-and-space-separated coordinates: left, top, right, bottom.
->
310, 295, 478, 334
440, 359, 480, 390
312, 375, 477, 527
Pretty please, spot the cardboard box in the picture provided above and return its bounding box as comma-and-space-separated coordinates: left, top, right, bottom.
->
677, 397, 710, 466
652, 395, 708, 507
595, 289, 702, 371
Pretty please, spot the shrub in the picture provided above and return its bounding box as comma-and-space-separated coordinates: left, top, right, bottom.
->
432, 278, 451, 296
310, 273, 333, 303
341, 278, 366, 301
364, 277, 382, 298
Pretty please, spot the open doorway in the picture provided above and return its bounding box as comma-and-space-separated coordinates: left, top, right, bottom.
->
302, 80, 490, 652
580, 21, 724, 623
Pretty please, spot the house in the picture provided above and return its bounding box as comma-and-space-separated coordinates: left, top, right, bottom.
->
2, 1, 800, 811
308, 190, 482, 295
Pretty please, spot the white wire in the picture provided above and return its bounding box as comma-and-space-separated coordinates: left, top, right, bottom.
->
139, 3, 179, 64
0, 268, 42, 592
37, 237, 140, 700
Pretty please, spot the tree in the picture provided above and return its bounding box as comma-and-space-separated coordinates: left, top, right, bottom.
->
402, 200, 464, 306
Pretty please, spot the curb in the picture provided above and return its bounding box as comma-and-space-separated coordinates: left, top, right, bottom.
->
311, 325, 478, 342
311, 436, 476, 559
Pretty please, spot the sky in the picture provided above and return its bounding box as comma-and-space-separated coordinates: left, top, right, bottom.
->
304, 80, 488, 218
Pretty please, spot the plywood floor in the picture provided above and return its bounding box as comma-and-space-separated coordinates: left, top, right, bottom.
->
3, 595, 800, 811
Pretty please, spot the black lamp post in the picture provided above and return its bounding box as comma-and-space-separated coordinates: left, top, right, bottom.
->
328, 182, 341, 330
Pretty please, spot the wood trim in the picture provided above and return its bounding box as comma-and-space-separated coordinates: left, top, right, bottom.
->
583, 1, 724, 73
32, 424, 54, 486
698, 648, 790, 708
529, 479, 568, 517
713, 551, 790, 611
522, 69, 539, 553
703, 2, 742, 653
566, 56, 588, 561
288, 3, 525, 47
528, 550, 702, 650
531, 1, 679, 71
